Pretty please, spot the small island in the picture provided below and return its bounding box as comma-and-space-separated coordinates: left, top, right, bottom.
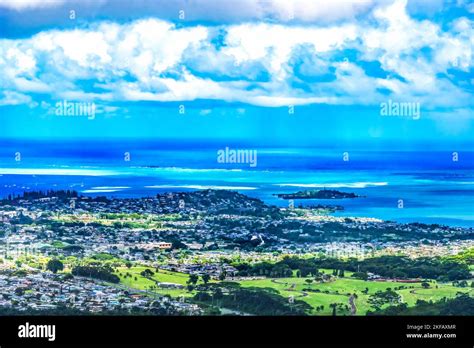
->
275, 189, 359, 199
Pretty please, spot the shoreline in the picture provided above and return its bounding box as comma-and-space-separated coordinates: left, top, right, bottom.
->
1, 186, 473, 228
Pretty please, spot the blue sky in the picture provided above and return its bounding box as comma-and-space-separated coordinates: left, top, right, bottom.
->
0, 0, 472, 147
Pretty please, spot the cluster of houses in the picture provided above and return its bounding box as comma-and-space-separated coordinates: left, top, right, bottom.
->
1, 191, 471, 264
0, 189, 473, 315
0, 271, 200, 314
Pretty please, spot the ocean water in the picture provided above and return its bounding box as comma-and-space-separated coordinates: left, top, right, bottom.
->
0, 141, 472, 227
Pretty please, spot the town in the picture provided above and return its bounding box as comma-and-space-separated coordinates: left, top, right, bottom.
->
0, 189, 472, 315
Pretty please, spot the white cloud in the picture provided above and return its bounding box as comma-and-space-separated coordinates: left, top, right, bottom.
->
0, 0, 375, 23
0, 0, 65, 10
0, 90, 32, 106
223, 22, 358, 81
261, 0, 375, 22
0, 1, 472, 109
113, 0, 367, 25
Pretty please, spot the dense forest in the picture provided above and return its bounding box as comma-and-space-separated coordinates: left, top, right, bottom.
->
71, 265, 120, 283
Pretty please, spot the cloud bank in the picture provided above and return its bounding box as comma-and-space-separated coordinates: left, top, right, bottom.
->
0, 0, 472, 109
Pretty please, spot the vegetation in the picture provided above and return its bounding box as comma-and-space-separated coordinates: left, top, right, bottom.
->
46, 259, 64, 274
72, 265, 120, 283
367, 289, 401, 310
194, 283, 311, 315
236, 255, 471, 281
369, 294, 474, 315
276, 189, 358, 199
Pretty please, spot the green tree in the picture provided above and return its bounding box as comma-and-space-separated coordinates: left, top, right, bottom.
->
140, 269, 154, 278
202, 273, 211, 284
188, 274, 199, 285
46, 259, 64, 274
368, 289, 401, 310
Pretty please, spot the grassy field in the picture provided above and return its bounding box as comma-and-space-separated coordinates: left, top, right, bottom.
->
398, 284, 473, 307
115, 266, 197, 298
238, 272, 473, 315
115, 266, 473, 315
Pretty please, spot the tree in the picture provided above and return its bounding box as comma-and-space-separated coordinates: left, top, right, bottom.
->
213, 288, 223, 299
46, 259, 64, 274
305, 279, 313, 285
72, 265, 120, 283
125, 262, 132, 268
368, 289, 401, 310
352, 271, 368, 280
140, 269, 154, 278
218, 270, 226, 281
188, 274, 199, 285
421, 282, 430, 289
202, 274, 211, 284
